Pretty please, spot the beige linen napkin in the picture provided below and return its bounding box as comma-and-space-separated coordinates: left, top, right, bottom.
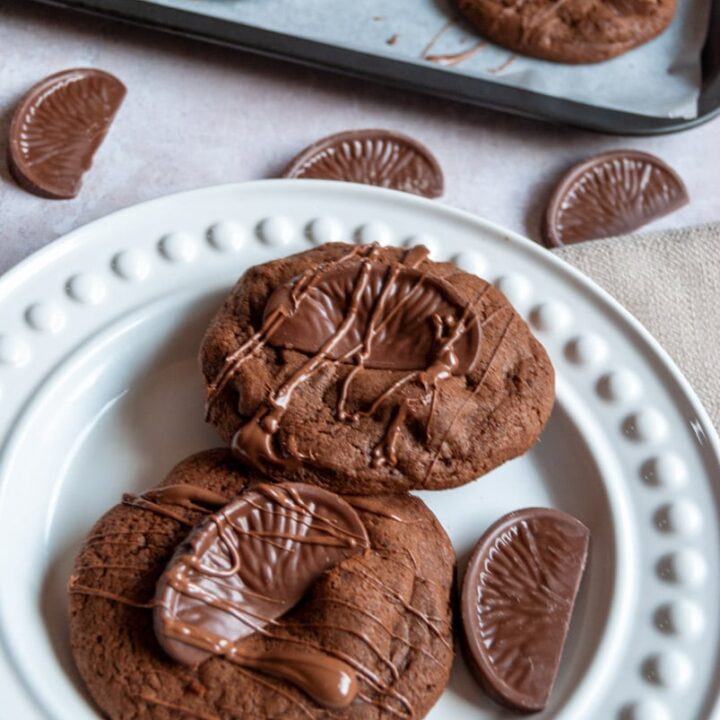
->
551, 223, 720, 430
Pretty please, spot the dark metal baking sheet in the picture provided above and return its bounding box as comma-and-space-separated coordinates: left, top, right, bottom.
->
29, 0, 720, 135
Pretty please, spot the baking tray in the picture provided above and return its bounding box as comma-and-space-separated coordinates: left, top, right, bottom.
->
31, 0, 720, 135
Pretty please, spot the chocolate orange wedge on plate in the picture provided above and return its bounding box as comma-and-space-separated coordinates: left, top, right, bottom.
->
8, 68, 126, 199
460, 507, 590, 713
543, 150, 688, 247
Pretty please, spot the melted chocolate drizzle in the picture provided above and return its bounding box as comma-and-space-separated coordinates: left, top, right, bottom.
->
68, 578, 156, 609
122, 493, 195, 526
322, 597, 443, 668
342, 565, 451, 650
227, 646, 358, 710
142, 484, 229, 511
423, 309, 514, 480
207, 244, 486, 473
425, 41, 487, 66
283, 619, 400, 680
264, 631, 414, 717
345, 495, 407, 522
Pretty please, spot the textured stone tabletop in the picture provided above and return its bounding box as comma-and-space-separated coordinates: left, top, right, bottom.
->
1, 0, 718, 275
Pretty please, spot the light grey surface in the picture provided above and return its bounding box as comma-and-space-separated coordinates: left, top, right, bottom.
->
145, 0, 711, 119
0, 0, 719, 277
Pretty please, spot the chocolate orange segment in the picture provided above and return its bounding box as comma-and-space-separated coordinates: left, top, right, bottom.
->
154, 482, 368, 666
264, 259, 481, 373
8, 68, 126, 199
543, 150, 688, 247
283, 128, 444, 198
461, 507, 590, 713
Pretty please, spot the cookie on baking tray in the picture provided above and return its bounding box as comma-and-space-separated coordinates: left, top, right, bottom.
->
455, 0, 677, 64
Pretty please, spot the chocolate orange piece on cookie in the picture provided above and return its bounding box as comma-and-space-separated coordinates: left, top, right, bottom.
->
8, 68, 126, 199
263, 261, 482, 372
155, 482, 368, 708
543, 150, 688, 247
283, 129, 444, 198
154, 484, 368, 658
461, 507, 590, 713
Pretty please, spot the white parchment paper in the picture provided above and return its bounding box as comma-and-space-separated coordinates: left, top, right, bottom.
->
145, 0, 711, 119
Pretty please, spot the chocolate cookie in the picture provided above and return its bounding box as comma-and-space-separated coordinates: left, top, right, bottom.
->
200, 243, 554, 494
69, 449, 455, 719
455, 0, 677, 64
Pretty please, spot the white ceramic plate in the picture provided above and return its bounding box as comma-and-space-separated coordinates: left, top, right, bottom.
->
0, 180, 718, 720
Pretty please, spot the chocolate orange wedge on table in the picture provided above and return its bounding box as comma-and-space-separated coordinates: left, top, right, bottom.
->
8, 68, 126, 199
460, 507, 590, 713
283, 129, 444, 198
543, 150, 689, 248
